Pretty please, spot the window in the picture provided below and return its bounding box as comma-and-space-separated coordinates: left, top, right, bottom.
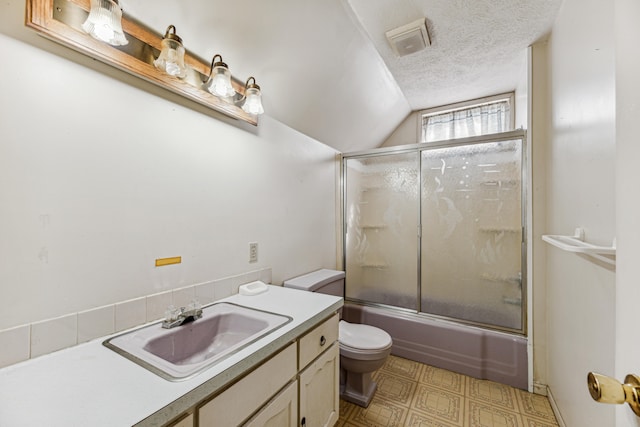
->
420, 93, 514, 143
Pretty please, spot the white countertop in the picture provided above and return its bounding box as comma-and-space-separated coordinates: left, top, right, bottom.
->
0, 286, 343, 427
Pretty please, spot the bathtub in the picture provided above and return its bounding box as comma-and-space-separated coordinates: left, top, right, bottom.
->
342, 302, 528, 389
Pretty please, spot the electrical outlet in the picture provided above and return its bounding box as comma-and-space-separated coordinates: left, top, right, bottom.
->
249, 242, 258, 263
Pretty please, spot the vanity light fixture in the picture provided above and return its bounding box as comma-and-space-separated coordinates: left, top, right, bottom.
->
154, 25, 187, 78
241, 77, 265, 115
81, 0, 128, 46
204, 54, 236, 98
28, 0, 264, 123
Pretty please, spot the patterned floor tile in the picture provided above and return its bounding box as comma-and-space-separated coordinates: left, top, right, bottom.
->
411, 384, 465, 426
405, 409, 462, 427
340, 398, 356, 422
421, 365, 466, 394
348, 399, 408, 427
467, 377, 517, 410
374, 372, 417, 406
467, 399, 524, 427
521, 415, 559, 427
515, 390, 558, 424
338, 355, 559, 427
380, 355, 424, 381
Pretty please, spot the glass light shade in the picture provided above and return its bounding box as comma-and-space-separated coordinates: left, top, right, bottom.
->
154, 26, 187, 78
81, 0, 128, 46
242, 86, 264, 115
205, 63, 236, 97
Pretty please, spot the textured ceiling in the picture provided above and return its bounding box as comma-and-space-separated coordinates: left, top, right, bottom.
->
348, 0, 562, 111
119, 0, 562, 152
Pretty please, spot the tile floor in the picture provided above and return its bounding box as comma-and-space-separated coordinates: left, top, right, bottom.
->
337, 355, 559, 427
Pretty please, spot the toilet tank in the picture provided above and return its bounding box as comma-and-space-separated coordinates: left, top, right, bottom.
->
283, 269, 345, 297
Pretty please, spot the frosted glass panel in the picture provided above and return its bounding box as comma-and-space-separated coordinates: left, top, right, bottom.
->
344, 153, 419, 310
421, 139, 523, 329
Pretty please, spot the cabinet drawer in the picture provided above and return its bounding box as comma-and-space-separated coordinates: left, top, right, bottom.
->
198, 343, 297, 427
298, 313, 339, 369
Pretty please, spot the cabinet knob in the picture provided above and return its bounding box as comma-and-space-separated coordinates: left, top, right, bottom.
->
301, 416, 306, 426
320, 335, 326, 346
587, 372, 640, 417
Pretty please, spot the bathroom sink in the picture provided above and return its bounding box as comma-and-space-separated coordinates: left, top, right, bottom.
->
104, 302, 291, 380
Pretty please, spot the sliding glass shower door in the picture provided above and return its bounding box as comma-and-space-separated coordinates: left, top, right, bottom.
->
421, 139, 523, 330
342, 132, 526, 333
344, 152, 419, 310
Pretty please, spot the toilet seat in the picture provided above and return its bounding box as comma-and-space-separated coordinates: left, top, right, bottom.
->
339, 320, 392, 358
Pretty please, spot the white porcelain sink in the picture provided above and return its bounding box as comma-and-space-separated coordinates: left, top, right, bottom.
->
104, 302, 291, 380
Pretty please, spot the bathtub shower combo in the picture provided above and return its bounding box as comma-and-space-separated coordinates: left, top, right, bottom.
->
341, 131, 528, 389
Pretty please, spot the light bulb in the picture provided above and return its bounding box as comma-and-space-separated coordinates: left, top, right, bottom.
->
153, 25, 187, 79
241, 78, 264, 115
242, 89, 264, 115
204, 55, 236, 98
81, 0, 128, 46
209, 72, 235, 97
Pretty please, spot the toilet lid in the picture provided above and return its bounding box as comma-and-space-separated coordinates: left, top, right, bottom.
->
339, 320, 392, 350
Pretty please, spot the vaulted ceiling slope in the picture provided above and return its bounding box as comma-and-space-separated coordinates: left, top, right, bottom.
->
120, 0, 562, 153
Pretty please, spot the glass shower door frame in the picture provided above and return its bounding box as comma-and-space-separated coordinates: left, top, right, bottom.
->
341, 130, 527, 335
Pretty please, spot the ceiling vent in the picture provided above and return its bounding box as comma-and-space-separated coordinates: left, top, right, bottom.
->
385, 18, 430, 57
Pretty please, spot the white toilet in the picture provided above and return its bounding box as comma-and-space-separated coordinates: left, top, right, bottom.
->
284, 269, 392, 407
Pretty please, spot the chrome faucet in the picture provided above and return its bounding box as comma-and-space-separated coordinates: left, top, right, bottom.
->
162, 301, 203, 329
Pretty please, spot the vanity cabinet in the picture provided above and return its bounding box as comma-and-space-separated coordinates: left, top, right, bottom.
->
297, 314, 340, 427
195, 313, 340, 427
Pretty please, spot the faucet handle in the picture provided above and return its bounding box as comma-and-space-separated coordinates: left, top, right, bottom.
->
164, 305, 180, 322
188, 299, 203, 319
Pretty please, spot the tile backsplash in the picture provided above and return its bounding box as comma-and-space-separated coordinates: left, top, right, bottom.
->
0, 325, 30, 368
78, 305, 115, 344
0, 268, 273, 369
31, 313, 77, 358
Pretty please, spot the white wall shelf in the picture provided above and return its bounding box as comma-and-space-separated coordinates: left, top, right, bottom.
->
542, 228, 616, 267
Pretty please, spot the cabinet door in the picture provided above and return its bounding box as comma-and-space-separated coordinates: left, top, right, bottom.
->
198, 343, 297, 426
244, 380, 298, 427
298, 342, 339, 427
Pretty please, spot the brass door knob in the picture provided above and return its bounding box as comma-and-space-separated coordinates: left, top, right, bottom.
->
587, 372, 640, 417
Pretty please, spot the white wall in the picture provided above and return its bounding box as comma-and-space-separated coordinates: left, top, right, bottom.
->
614, 0, 640, 426
541, 0, 617, 425
380, 112, 418, 148
0, 4, 338, 332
